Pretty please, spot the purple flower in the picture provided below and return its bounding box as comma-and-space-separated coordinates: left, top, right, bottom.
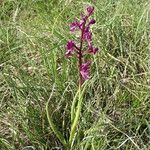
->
70, 21, 80, 32
86, 6, 94, 16
80, 61, 91, 80
70, 20, 86, 31
89, 19, 96, 25
65, 40, 75, 58
83, 30, 92, 41
89, 46, 98, 54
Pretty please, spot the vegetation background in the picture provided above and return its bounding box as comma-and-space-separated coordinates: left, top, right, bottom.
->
0, 0, 150, 149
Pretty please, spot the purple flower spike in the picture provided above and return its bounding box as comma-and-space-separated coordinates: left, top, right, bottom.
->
65, 40, 75, 58
65, 6, 98, 85
80, 61, 91, 80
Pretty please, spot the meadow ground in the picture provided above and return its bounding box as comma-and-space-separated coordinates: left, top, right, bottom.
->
0, 0, 150, 150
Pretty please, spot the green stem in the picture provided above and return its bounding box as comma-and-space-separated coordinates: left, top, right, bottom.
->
69, 81, 88, 145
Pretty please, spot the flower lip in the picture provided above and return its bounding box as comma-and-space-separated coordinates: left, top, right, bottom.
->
80, 61, 91, 80
81, 61, 91, 69
65, 40, 75, 58
66, 40, 75, 50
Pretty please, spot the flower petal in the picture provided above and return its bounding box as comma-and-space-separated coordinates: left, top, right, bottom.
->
80, 61, 91, 80
80, 70, 90, 80
86, 6, 94, 16
66, 40, 75, 50
65, 41, 76, 58
89, 19, 96, 25
89, 46, 98, 54
83, 31, 92, 41
70, 21, 80, 32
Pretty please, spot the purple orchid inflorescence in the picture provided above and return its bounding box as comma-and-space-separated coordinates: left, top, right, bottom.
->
65, 6, 98, 85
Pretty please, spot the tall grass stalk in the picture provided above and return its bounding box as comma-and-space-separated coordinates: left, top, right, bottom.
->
46, 84, 67, 147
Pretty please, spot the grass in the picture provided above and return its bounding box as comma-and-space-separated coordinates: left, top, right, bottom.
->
0, 0, 150, 149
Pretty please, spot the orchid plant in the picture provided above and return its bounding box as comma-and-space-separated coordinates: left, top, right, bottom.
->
46, 6, 98, 149
65, 6, 98, 86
